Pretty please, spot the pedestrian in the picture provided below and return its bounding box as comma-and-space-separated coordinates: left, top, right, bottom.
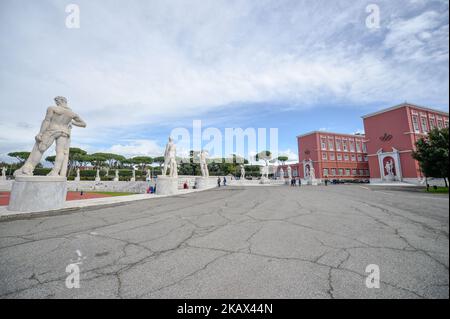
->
324, 179, 328, 186
217, 176, 221, 187
223, 176, 227, 186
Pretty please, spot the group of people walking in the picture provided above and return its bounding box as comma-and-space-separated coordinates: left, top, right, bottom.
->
217, 176, 227, 187
290, 178, 301, 186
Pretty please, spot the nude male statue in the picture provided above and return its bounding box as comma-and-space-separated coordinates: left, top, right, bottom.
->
14, 96, 86, 177
162, 136, 178, 178
198, 150, 209, 178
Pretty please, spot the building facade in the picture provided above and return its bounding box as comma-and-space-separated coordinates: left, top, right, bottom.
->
294, 131, 370, 181
279, 103, 448, 184
362, 103, 449, 184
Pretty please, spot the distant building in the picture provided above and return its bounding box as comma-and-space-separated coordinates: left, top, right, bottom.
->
295, 131, 370, 181
362, 103, 449, 184
280, 103, 449, 184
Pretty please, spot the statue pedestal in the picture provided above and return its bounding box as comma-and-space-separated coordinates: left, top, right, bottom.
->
156, 176, 178, 195
113, 177, 119, 182
259, 177, 269, 184
95, 177, 101, 182
307, 178, 318, 186
195, 177, 210, 189
8, 176, 67, 212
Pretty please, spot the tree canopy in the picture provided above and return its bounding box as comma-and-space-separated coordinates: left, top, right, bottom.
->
8, 151, 30, 163
412, 127, 449, 187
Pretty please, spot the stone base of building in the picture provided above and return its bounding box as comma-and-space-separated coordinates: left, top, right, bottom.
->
156, 176, 178, 195
8, 176, 67, 212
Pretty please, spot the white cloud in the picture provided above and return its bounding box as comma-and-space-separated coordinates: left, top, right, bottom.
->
0, 0, 448, 156
105, 140, 164, 158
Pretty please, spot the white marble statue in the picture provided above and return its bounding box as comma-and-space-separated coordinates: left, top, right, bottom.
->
260, 164, 269, 179
287, 166, 292, 180
309, 166, 316, 180
199, 150, 209, 178
95, 169, 101, 182
240, 165, 245, 179
130, 168, 136, 182
146, 168, 151, 180
14, 96, 86, 177
1, 167, 6, 181
75, 168, 80, 181
114, 169, 119, 182
162, 136, 178, 178
105, 167, 110, 177
279, 167, 284, 179
385, 159, 395, 178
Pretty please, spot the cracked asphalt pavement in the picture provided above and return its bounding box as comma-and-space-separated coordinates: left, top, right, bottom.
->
0, 185, 448, 299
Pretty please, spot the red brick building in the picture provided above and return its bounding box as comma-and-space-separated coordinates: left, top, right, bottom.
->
294, 131, 370, 181
279, 103, 448, 184
362, 103, 449, 184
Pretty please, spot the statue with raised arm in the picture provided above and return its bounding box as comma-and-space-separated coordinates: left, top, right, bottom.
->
199, 150, 209, 178
162, 136, 178, 178
287, 166, 292, 180
13, 96, 86, 177
1, 167, 6, 181
240, 165, 245, 179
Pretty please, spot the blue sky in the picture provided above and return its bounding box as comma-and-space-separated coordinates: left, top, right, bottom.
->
0, 0, 448, 163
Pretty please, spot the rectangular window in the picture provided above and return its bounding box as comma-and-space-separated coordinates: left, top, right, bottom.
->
328, 138, 334, 151
351, 154, 356, 161
335, 139, 341, 151
352, 169, 357, 175
364, 156, 369, 162
349, 140, 355, 152
356, 140, 361, 153
337, 154, 342, 161
329, 153, 335, 160
437, 118, 443, 128
345, 169, 350, 176
342, 140, 348, 152
331, 168, 336, 176
429, 118, 436, 129
362, 143, 367, 153
365, 170, 369, 176
323, 168, 329, 176
322, 152, 328, 160
357, 155, 363, 162
338, 168, 343, 176
344, 154, 349, 161
321, 137, 327, 150
359, 169, 364, 176
445, 120, 449, 128
412, 116, 420, 132
421, 117, 428, 132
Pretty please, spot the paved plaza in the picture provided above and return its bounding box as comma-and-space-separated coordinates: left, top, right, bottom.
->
0, 185, 448, 299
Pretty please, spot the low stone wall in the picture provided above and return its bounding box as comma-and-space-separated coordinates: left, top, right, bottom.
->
67, 181, 151, 194
0, 180, 13, 191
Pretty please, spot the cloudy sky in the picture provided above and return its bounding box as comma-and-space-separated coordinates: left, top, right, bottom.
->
0, 0, 448, 163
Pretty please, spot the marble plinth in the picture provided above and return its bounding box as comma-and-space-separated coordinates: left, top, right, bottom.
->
259, 177, 270, 184
195, 177, 211, 189
8, 176, 67, 212
156, 176, 178, 195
